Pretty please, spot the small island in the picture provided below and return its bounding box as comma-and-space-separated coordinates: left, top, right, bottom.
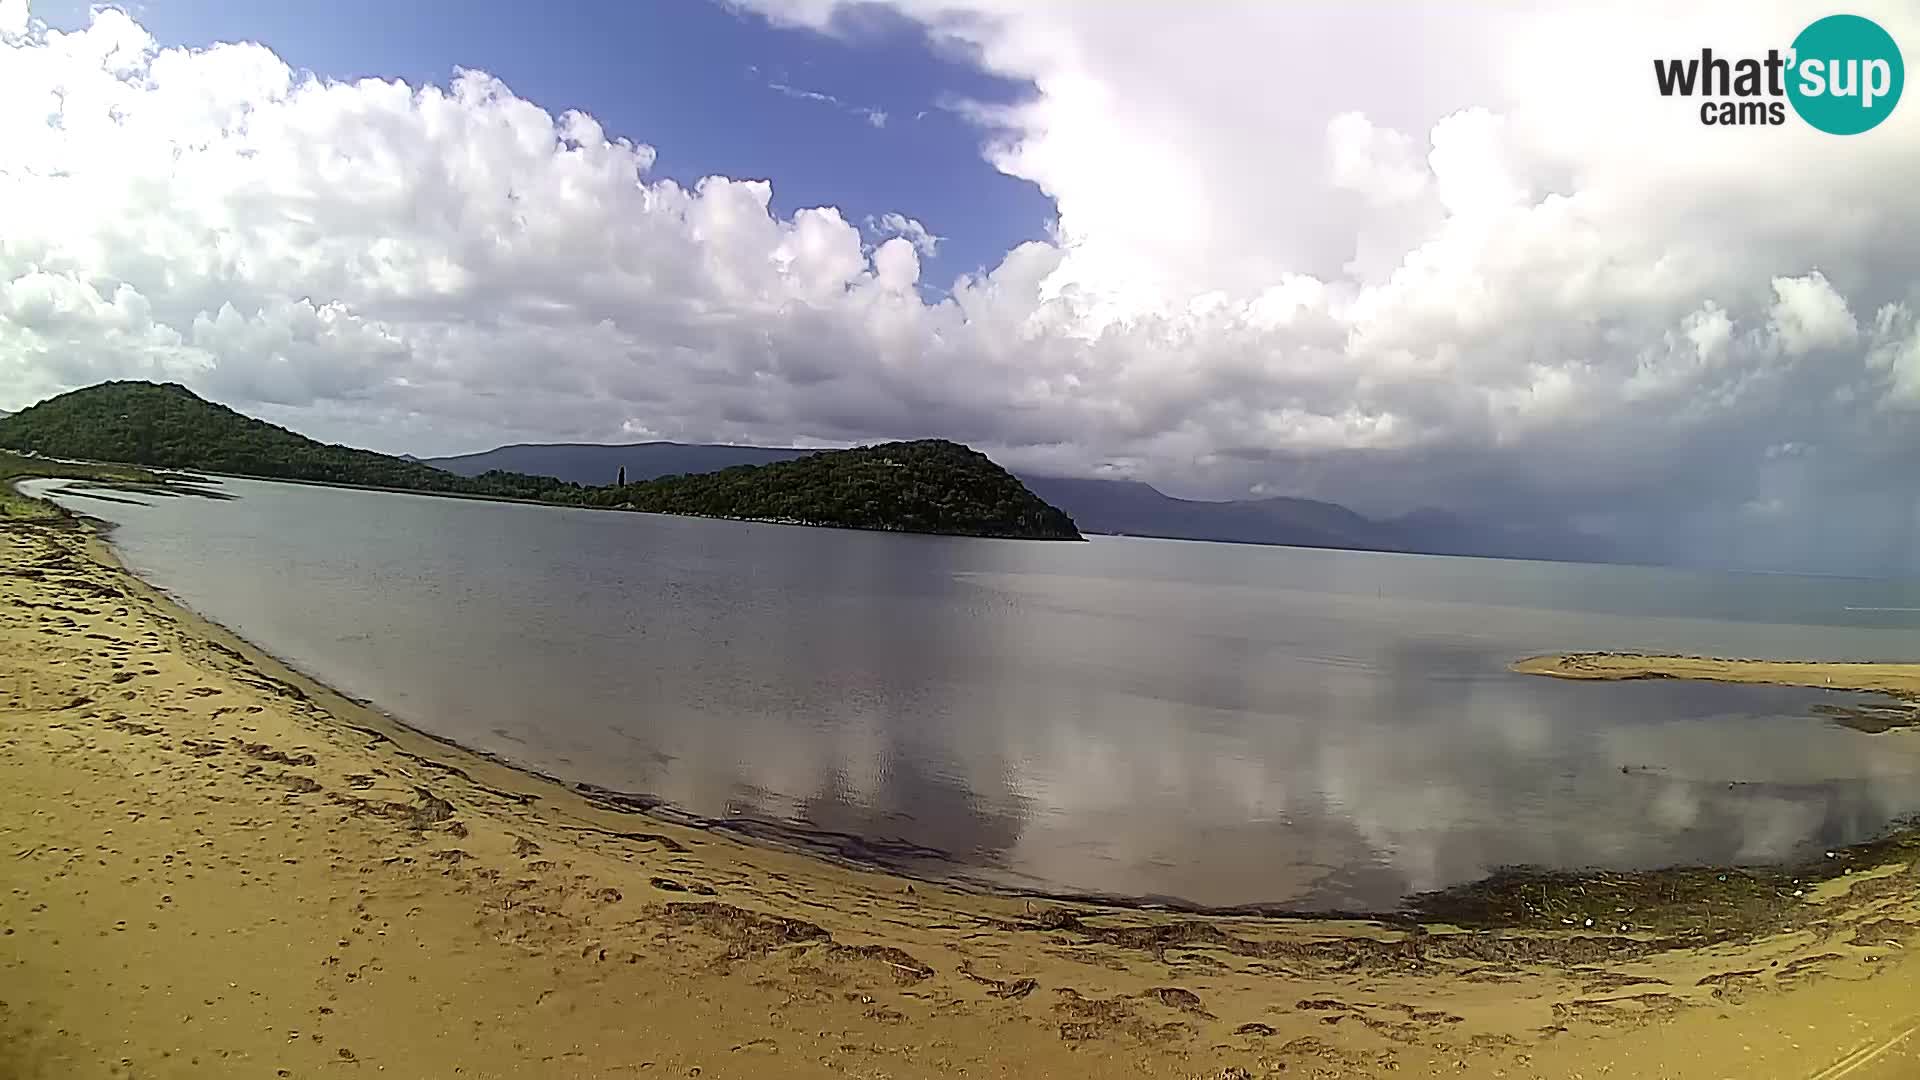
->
0, 382, 1083, 541
574, 439, 1082, 540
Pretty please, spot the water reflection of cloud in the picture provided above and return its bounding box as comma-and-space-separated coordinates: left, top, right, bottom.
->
60, 481, 1920, 911
955, 596, 1920, 906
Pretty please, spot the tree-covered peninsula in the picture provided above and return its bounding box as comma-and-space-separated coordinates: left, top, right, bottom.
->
0, 382, 1082, 540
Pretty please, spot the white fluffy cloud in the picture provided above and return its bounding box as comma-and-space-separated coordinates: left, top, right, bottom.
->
870, 212, 940, 256
1769, 271, 1858, 355
6, 2, 1920, 571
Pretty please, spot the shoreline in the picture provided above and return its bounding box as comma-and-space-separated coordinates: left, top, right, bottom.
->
28, 493, 1121, 914
3, 519, 1919, 1076
53, 483, 1920, 922
1513, 652, 1920, 731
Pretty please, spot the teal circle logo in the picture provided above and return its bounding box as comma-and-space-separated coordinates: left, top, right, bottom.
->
1788, 14, 1903, 134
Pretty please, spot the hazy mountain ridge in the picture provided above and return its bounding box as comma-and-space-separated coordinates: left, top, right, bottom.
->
430, 442, 811, 485
0, 383, 1080, 540
429, 442, 1616, 562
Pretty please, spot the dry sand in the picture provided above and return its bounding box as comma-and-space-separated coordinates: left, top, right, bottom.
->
2, 518, 1918, 1079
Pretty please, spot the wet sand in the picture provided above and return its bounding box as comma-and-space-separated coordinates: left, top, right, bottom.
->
3, 518, 1919, 1079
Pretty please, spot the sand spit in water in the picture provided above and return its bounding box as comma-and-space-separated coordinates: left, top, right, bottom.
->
1514, 652, 1920, 734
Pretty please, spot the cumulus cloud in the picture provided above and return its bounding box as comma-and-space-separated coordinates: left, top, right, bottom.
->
7, 1, 1920, 572
870, 212, 941, 255
1327, 111, 1429, 207
1769, 271, 1858, 355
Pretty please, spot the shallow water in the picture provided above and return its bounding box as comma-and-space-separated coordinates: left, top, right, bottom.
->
31, 476, 1920, 910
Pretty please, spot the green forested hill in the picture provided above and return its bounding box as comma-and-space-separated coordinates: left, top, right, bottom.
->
578, 440, 1083, 539
0, 382, 1081, 539
0, 382, 572, 500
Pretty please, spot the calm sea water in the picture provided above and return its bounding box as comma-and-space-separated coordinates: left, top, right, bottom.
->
30, 476, 1920, 910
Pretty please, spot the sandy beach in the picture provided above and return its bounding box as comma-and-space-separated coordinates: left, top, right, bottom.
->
4, 516, 1919, 1078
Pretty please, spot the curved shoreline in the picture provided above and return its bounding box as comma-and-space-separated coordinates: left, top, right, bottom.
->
66, 491, 1920, 920
4, 512, 1920, 1075
36, 491, 1920, 912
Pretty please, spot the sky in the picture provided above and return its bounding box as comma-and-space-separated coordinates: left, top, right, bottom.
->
4, 0, 1920, 575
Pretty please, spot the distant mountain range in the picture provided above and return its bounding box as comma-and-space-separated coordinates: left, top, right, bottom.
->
0, 383, 1082, 540
0, 383, 1614, 557
430, 442, 811, 485
428, 442, 1617, 563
